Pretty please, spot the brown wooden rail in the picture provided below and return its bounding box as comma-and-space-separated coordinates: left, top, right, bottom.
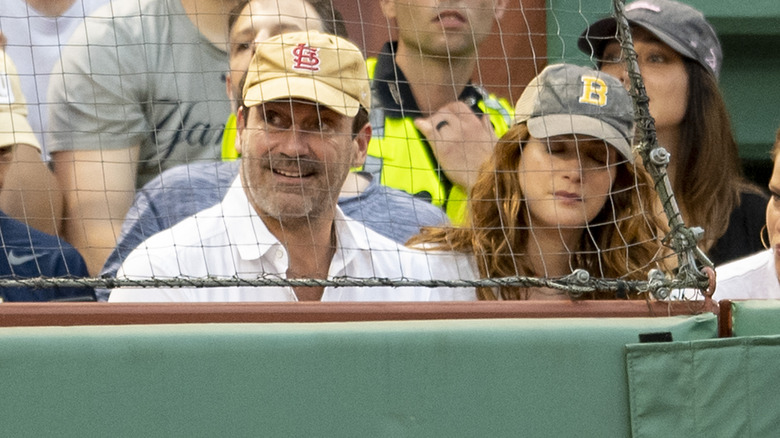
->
718, 299, 733, 338
0, 300, 717, 327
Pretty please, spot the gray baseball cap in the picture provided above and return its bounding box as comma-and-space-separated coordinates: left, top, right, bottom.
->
514, 63, 634, 162
578, 0, 722, 78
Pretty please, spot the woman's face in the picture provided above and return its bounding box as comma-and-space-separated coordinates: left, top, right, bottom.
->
518, 134, 619, 229
599, 27, 689, 137
766, 155, 780, 279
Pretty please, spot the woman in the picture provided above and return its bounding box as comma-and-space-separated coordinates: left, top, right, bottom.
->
578, 0, 767, 266
410, 64, 666, 300
714, 127, 780, 300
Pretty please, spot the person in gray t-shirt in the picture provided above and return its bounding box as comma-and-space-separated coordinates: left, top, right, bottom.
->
47, 0, 240, 275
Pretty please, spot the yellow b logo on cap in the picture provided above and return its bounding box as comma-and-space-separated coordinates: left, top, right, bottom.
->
579, 76, 608, 107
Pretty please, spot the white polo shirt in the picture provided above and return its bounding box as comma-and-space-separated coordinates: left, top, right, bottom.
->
714, 249, 780, 300
111, 176, 476, 302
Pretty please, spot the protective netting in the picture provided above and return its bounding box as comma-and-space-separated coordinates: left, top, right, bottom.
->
0, 0, 712, 300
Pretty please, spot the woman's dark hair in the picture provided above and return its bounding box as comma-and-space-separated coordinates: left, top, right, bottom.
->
672, 58, 764, 252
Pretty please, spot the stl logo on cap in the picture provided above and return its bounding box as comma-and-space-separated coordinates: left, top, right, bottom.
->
579, 76, 608, 107
292, 43, 321, 72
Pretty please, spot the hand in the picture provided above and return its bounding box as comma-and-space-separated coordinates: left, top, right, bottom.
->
414, 101, 497, 191
702, 266, 716, 298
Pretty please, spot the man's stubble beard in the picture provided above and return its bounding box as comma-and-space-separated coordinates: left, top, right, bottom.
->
240, 160, 346, 224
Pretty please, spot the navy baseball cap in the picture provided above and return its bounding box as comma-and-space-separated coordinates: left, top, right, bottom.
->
578, 0, 722, 78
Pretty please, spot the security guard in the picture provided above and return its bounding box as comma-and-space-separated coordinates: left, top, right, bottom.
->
364, 42, 513, 224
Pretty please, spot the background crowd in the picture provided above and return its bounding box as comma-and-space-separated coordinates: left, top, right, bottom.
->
0, 0, 774, 302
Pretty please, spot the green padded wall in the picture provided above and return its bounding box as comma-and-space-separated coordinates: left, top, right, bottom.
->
547, 0, 780, 183
626, 335, 780, 437
0, 316, 716, 437
731, 299, 780, 337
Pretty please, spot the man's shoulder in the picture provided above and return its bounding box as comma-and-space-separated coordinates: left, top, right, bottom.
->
160, 202, 235, 247
61, 0, 179, 58
338, 213, 404, 251
0, 213, 88, 276
75, 0, 155, 36
118, 213, 219, 278
124, 201, 228, 260
86, 0, 167, 20
144, 161, 239, 192
338, 215, 475, 278
117, 163, 238, 252
341, 180, 447, 235
370, 184, 447, 218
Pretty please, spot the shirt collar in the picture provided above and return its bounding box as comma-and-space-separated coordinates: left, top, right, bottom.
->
219, 175, 282, 262
218, 175, 362, 272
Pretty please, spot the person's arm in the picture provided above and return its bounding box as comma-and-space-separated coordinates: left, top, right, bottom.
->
0, 144, 63, 236
414, 101, 497, 192
52, 146, 140, 276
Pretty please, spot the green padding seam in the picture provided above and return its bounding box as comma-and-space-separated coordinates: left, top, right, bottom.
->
626, 335, 780, 437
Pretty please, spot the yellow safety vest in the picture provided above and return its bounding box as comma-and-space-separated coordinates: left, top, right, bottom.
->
364, 57, 514, 223
222, 113, 239, 161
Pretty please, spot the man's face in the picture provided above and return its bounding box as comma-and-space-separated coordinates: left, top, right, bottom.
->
237, 99, 362, 220
227, 0, 324, 110
381, 0, 506, 58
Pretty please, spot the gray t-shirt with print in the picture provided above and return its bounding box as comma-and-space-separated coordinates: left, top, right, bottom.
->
46, 0, 229, 187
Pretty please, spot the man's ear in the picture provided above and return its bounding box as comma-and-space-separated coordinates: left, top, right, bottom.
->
235, 106, 247, 155
225, 72, 238, 113
351, 123, 371, 168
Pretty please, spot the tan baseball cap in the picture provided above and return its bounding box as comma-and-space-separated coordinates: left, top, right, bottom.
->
0, 50, 39, 150
243, 31, 370, 116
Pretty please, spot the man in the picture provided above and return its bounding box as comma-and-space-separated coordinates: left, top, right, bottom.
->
365, 0, 514, 222
0, 0, 109, 155
1, 0, 110, 236
0, 49, 93, 302
0, 30, 64, 236
109, 31, 474, 302
220, 0, 448, 244
47, 0, 242, 275
98, 0, 449, 291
